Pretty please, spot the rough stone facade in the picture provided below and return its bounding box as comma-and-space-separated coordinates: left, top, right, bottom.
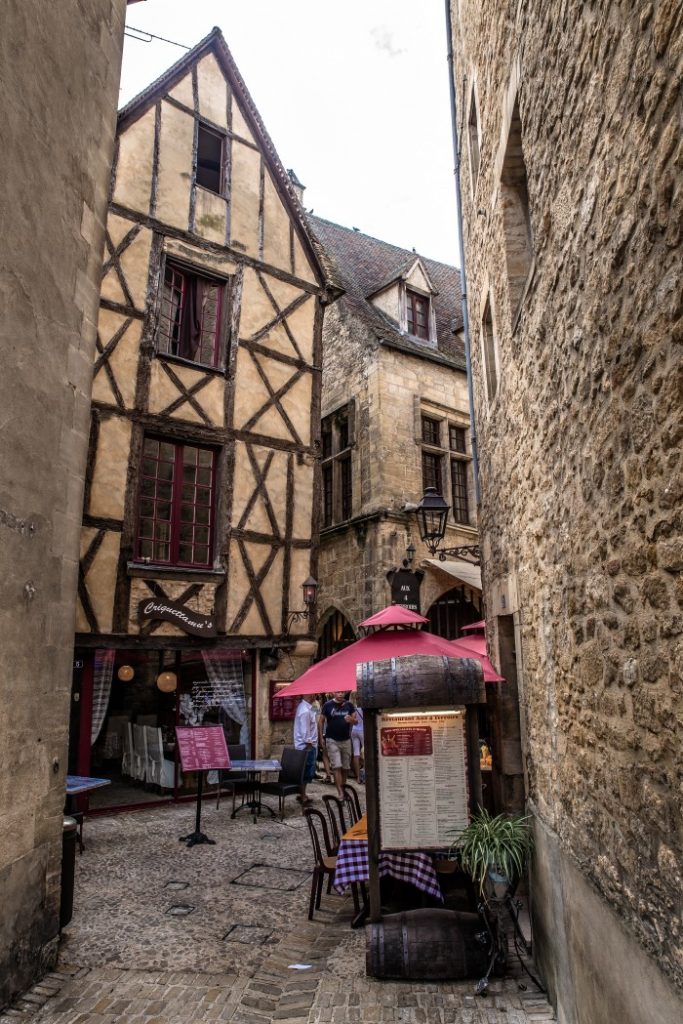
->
0, 0, 127, 1006
309, 217, 480, 636
450, 1, 682, 1021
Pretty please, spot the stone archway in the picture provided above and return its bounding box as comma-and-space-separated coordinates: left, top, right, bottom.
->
425, 584, 482, 640
315, 606, 357, 662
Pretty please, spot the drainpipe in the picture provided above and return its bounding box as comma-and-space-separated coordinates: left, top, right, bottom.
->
444, 0, 480, 506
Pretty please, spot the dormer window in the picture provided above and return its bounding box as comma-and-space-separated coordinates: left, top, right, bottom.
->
406, 289, 430, 340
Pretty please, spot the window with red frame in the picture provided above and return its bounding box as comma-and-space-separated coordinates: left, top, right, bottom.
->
158, 263, 223, 366
136, 438, 215, 567
406, 289, 430, 340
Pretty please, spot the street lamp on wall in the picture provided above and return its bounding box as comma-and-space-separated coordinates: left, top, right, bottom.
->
413, 487, 481, 565
284, 576, 318, 634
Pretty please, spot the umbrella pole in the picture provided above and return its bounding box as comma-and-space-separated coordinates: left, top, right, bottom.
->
363, 708, 382, 923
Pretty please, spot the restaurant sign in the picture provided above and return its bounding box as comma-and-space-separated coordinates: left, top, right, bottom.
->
386, 567, 423, 612
138, 599, 217, 637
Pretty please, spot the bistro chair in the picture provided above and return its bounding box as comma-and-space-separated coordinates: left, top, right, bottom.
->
216, 743, 254, 813
121, 722, 134, 778
145, 726, 177, 789
304, 807, 361, 920
343, 783, 362, 824
132, 724, 148, 783
322, 793, 353, 853
258, 746, 307, 821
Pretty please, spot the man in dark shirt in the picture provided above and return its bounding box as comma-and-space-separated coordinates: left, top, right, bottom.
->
320, 692, 357, 798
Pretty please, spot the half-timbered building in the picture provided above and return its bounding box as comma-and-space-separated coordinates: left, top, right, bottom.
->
72, 28, 339, 809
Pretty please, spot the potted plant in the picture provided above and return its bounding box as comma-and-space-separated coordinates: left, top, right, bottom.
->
449, 808, 533, 902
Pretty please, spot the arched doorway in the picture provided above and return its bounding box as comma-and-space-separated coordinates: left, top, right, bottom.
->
426, 585, 482, 640
315, 608, 356, 662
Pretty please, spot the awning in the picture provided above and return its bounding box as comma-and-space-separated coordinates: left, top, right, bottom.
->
421, 558, 482, 591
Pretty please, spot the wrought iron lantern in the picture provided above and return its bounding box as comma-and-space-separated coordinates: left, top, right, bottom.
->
415, 487, 450, 556
284, 577, 318, 634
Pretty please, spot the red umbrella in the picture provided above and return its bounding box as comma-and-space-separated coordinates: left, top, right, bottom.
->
273, 627, 484, 699
461, 620, 486, 632
450, 637, 504, 683
359, 605, 428, 629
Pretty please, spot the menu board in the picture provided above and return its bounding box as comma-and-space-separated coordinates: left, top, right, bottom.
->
377, 707, 469, 850
175, 726, 231, 771
269, 680, 298, 721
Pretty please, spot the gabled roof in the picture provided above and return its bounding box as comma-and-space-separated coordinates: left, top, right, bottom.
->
366, 256, 438, 301
308, 216, 464, 368
117, 27, 342, 298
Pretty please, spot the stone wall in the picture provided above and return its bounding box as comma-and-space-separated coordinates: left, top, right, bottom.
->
450, 0, 682, 1019
0, 0, 126, 1006
319, 303, 477, 627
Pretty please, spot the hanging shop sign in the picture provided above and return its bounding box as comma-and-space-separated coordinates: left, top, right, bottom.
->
138, 598, 217, 637
377, 706, 469, 850
386, 567, 423, 612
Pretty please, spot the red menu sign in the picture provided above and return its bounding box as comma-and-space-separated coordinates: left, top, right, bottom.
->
380, 726, 433, 757
269, 681, 298, 721
175, 726, 231, 771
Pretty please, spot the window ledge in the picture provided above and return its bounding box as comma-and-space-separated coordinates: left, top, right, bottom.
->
156, 351, 226, 376
127, 562, 226, 584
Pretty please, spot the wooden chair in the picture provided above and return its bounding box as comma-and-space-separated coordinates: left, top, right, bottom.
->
259, 746, 307, 820
322, 793, 353, 853
343, 783, 362, 823
304, 807, 362, 920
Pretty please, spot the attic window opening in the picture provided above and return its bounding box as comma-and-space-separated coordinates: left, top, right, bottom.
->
468, 91, 480, 191
406, 289, 430, 340
196, 125, 224, 194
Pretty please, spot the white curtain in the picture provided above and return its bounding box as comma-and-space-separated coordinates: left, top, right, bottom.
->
91, 649, 116, 744
201, 650, 249, 754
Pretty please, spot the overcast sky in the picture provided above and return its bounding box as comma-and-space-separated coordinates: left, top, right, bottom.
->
120, 1, 459, 267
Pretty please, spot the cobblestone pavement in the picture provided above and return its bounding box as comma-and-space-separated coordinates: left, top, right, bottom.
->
1, 783, 555, 1023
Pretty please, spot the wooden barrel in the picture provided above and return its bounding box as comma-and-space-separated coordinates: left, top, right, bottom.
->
357, 654, 484, 709
366, 908, 492, 980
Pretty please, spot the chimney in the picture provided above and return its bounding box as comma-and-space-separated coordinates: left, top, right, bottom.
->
287, 168, 306, 204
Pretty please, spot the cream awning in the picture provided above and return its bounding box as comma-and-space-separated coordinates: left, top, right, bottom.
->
421, 558, 482, 592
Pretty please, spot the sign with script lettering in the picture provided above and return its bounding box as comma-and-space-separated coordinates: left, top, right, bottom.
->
138, 599, 217, 637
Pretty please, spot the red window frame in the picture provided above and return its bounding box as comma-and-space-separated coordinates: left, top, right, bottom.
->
157, 263, 223, 368
406, 289, 430, 340
136, 438, 216, 568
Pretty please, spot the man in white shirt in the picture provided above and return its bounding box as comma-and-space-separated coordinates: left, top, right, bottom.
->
293, 693, 318, 804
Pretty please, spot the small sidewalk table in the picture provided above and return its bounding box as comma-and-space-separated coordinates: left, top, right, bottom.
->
65, 776, 112, 852
229, 759, 281, 823
334, 813, 444, 903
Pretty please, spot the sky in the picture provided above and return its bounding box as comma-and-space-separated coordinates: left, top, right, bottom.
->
120, 0, 460, 267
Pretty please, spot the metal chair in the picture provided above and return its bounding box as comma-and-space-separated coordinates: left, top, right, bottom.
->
259, 746, 307, 820
216, 743, 254, 813
343, 783, 362, 823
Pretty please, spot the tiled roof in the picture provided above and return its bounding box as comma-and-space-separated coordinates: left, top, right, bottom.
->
308, 216, 464, 368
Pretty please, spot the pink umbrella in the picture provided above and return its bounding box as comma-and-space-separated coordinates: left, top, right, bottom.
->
450, 636, 504, 683
359, 605, 428, 629
461, 619, 486, 633
273, 627, 485, 699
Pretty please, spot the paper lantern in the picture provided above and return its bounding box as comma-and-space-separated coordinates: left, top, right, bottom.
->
117, 665, 134, 682
156, 671, 178, 693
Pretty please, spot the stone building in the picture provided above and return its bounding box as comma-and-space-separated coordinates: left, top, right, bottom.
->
308, 215, 482, 651
70, 30, 338, 810
449, 1, 682, 1021
0, 0, 132, 1006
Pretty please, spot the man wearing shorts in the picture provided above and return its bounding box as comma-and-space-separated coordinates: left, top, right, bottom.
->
320, 692, 357, 799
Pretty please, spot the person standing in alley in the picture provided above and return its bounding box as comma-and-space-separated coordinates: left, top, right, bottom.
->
293, 693, 318, 805
320, 691, 357, 799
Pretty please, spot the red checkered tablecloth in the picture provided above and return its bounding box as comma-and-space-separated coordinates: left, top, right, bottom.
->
334, 839, 443, 902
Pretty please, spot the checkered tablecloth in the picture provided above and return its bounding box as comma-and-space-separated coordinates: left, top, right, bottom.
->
334, 839, 443, 902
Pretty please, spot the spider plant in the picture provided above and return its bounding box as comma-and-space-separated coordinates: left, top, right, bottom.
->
449, 809, 533, 897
